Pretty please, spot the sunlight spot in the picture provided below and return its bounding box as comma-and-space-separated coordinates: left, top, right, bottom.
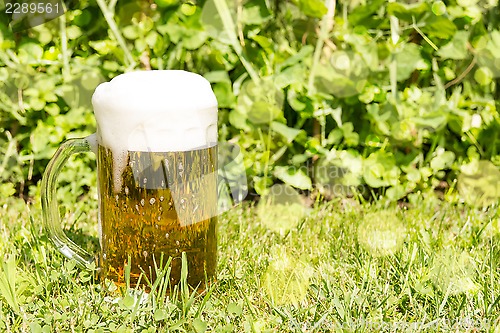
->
481, 217, 500, 238
430, 249, 479, 295
261, 245, 312, 306
357, 211, 406, 257
257, 184, 306, 234
458, 160, 500, 207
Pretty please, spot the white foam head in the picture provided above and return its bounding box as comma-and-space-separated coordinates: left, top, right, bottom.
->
91, 70, 218, 191
92, 70, 218, 152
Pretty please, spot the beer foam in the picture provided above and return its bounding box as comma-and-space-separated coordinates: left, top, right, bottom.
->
92, 70, 218, 192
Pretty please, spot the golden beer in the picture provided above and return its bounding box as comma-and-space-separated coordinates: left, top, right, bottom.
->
97, 145, 217, 288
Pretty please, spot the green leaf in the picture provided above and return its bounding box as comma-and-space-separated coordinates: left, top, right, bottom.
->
155, 0, 178, 8
421, 15, 457, 39
253, 176, 273, 195
274, 166, 312, 190
0, 183, 16, 197
251, 35, 273, 51
153, 309, 168, 321
387, 2, 430, 22
120, 294, 135, 309
247, 101, 282, 124
314, 64, 361, 98
228, 110, 250, 130
395, 44, 428, 81
66, 26, 82, 40
18, 43, 43, 62
89, 40, 117, 55
348, 0, 385, 25
363, 152, 401, 188
227, 302, 243, 316
73, 9, 93, 26
341, 122, 359, 146
30, 322, 43, 333
411, 111, 448, 131
181, 2, 196, 15
0, 255, 19, 313
314, 51, 369, 97
122, 25, 139, 40
80, 71, 103, 91
295, 0, 327, 18
432, 1, 447, 15
477, 31, 500, 77
278, 45, 314, 70
201, 0, 224, 37
241, 0, 271, 25
437, 31, 469, 60
474, 67, 493, 85
487, 30, 500, 54
213, 82, 236, 108
274, 65, 306, 89
271, 122, 301, 143
314, 150, 363, 197
204, 70, 231, 83
430, 150, 455, 171
183, 29, 208, 49
192, 318, 207, 333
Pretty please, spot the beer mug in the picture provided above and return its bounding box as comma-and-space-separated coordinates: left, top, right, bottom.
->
41, 70, 218, 289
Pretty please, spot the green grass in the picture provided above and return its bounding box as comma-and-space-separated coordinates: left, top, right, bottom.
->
0, 195, 499, 332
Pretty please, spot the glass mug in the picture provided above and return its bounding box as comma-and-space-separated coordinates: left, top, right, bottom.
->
41, 70, 218, 290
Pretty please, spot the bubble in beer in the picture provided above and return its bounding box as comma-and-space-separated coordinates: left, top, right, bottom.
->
150, 198, 156, 205
140, 199, 145, 207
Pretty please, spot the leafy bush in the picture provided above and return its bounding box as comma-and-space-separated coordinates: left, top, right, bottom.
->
0, 0, 499, 205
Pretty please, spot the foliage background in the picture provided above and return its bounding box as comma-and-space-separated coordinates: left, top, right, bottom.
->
0, 0, 499, 205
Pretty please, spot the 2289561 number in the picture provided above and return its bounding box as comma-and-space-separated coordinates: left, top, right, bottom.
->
5, 2, 61, 14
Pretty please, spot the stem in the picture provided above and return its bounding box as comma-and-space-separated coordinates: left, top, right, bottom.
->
236, 0, 245, 47
389, 0, 399, 102
307, 0, 336, 92
96, 0, 136, 69
213, 0, 259, 82
412, 18, 439, 51
443, 56, 477, 90
59, 9, 70, 80
0, 131, 16, 177
108, 0, 118, 11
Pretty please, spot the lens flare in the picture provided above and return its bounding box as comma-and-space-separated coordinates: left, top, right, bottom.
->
431, 249, 479, 295
261, 245, 312, 306
357, 211, 406, 257
257, 184, 306, 234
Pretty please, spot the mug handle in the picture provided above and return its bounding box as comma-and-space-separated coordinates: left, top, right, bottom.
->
41, 135, 97, 268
